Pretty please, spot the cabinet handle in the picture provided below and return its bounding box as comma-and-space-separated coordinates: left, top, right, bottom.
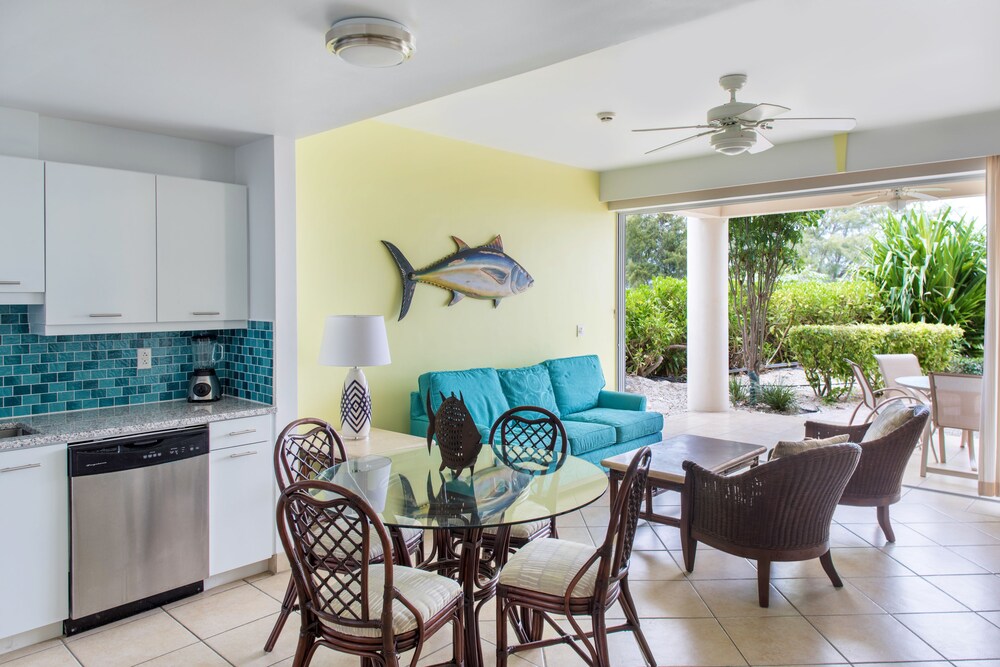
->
1, 463, 41, 473
229, 450, 258, 459
89, 313, 123, 318
0, 280, 21, 286
227, 428, 257, 436
192, 311, 221, 316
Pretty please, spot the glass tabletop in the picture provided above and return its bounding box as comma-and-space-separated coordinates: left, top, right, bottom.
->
319, 445, 608, 530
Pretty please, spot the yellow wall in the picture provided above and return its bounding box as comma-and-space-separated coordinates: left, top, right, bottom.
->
296, 121, 615, 432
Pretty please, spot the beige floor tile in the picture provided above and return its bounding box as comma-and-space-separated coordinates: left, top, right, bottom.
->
65, 611, 198, 667
651, 525, 683, 549
888, 504, 963, 524
834, 505, 879, 524
249, 572, 293, 604
692, 580, 798, 617
555, 510, 587, 527
625, 550, 686, 581
843, 522, 938, 547
847, 663, 949, 667
946, 661, 1000, 667
579, 505, 610, 527
166, 583, 280, 639
895, 612, 1000, 660
0, 646, 80, 667
627, 580, 713, 618
950, 545, 1000, 573
589, 525, 664, 550
807, 614, 942, 663
161, 579, 247, 611
846, 575, 967, 613
828, 524, 872, 548
908, 522, 1000, 546
886, 546, 989, 576
968, 499, 1000, 519
773, 578, 885, 615
770, 548, 912, 579
925, 574, 1000, 611
0, 641, 64, 665
670, 549, 758, 579
719, 616, 844, 666
204, 612, 299, 667
139, 643, 229, 666
980, 610, 1000, 629
62, 608, 163, 643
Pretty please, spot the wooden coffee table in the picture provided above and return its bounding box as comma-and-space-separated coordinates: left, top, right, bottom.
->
602, 434, 767, 528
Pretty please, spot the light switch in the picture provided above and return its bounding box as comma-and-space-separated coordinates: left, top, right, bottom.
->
576, 325, 585, 337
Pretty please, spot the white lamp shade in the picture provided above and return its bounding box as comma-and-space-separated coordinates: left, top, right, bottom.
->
319, 315, 391, 367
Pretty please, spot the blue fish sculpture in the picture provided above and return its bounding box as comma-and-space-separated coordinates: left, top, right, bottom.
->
382, 235, 534, 321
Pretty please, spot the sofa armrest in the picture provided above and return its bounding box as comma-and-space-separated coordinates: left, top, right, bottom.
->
597, 390, 646, 411
410, 391, 426, 421
804, 420, 870, 441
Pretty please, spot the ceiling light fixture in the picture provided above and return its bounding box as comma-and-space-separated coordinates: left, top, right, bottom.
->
710, 126, 757, 156
325, 17, 415, 68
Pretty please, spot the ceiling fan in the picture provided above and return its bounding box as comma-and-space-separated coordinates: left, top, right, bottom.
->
851, 186, 950, 211
633, 73, 856, 156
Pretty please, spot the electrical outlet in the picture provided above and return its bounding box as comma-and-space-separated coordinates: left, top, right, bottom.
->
576, 324, 585, 337
137, 348, 152, 370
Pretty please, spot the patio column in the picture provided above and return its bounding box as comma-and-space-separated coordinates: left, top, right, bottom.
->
687, 216, 729, 412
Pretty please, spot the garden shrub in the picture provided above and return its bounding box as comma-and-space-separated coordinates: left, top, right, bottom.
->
786, 323, 963, 397
949, 355, 984, 375
624, 277, 686, 377
757, 382, 799, 414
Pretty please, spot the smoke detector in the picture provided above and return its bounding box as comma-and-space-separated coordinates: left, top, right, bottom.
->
326, 17, 415, 68
596, 111, 616, 123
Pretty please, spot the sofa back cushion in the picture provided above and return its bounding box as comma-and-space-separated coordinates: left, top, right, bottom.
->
418, 367, 510, 428
544, 355, 606, 415
497, 364, 561, 417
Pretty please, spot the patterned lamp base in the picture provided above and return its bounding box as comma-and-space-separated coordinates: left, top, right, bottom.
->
340, 366, 372, 439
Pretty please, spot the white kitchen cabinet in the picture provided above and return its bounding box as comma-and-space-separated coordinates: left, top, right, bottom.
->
0, 156, 45, 304
42, 162, 157, 328
209, 417, 274, 575
0, 444, 68, 639
156, 176, 248, 326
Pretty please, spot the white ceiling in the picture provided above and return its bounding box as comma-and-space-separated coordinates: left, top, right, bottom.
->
0, 0, 755, 146
380, 0, 1000, 171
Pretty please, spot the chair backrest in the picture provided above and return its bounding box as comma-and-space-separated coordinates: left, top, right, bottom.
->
489, 406, 568, 474
274, 418, 348, 491
874, 354, 922, 390
929, 372, 982, 430
276, 480, 395, 635
847, 359, 876, 407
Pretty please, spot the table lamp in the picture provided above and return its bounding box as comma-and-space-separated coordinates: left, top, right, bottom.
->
319, 315, 391, 439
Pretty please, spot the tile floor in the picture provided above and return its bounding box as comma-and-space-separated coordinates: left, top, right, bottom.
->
3, 411, 999, 667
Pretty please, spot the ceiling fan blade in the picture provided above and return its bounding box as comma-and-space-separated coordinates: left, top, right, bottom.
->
632, 124, 714, 133
769, 117, 857, 132
906, 191, 939, 201
746, 132, 774, 154
851, 195, 882, 205
910, 187, 950, 193
644, 129, 719, 155
736, 103, 791, 123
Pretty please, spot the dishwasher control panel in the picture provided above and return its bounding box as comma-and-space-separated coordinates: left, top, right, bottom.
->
69, 426, 209, 476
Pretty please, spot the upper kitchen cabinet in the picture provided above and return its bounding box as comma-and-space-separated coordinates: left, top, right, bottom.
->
0, 155, 45, 304
156, 175, 248, 325
40, 162, 157, 331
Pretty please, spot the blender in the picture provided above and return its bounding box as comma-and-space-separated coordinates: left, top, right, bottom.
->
188, 334, 224, 402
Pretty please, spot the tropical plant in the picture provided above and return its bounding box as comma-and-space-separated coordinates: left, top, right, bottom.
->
624, 278, 685, 377
729, 375, 749, 405
625, 213, 687, 287
757, 382, 799, 414
860, 207, 986, 349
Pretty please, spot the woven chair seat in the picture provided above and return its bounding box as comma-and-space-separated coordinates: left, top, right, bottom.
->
485, 519, 549, 540
499, 537, 599, 597
322, 564, 461, 638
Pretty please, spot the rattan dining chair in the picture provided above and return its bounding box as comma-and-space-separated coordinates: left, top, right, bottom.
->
495, 447, 655, 667
846, 358, 921, 425
277, 480, 464, 667
927, 372, 981, 476
264, 418, 424, 653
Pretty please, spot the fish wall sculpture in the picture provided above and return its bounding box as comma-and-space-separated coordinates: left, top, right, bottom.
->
382, 235, 534, 321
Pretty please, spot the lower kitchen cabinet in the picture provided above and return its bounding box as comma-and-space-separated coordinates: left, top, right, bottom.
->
0, 444, 68, 638
209, 441, 274, 576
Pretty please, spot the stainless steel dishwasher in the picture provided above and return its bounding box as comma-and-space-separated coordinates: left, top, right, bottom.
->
66, 425, 209, 635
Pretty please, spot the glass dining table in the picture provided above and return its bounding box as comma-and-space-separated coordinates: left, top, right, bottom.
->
320, 444, 608, 667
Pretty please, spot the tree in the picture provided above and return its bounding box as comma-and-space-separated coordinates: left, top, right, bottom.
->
798, 206, 882, 280
625, 213, 686, 287
729, 211, 822, 372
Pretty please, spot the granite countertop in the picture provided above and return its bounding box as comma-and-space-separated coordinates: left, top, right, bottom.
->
0, 397, 276, 452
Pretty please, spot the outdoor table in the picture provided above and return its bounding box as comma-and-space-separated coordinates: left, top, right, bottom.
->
321, 444, 608, 667
895, 375, 930, 392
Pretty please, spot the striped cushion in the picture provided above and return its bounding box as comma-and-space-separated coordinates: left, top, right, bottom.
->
485, 519, 550, 540
499, 538, 599, 597
324, 565, 461, 638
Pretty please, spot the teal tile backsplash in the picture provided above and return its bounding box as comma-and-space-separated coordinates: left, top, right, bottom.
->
0, 305, 273, 418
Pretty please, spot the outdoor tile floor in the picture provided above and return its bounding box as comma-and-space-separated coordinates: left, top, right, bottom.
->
3, 411, 999, 667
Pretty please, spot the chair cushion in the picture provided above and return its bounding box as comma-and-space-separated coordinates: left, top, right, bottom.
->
418, 368, 510, 428
325, 565, 461, 638
770, 434, 850, 460
485, 519, 550, 540
862, 401, 913, 442
499, 538, 599, 597
496, 364, 561, 417
563, 408, 663, 444
561, 420, 617, 455
544, 355, 606, 415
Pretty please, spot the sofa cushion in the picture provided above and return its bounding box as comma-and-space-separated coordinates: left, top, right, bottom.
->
496, 364, 560, 416
561, 420, 617, 456
544, 355, 606, 415
564, 408, 663, 444
418, 368, 510, 428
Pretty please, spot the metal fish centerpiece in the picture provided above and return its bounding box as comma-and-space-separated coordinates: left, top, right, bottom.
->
426, 391, 483, 477
382, 235, 534, 321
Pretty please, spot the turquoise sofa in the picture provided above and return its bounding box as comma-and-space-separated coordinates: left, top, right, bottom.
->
409, 355, 663, 467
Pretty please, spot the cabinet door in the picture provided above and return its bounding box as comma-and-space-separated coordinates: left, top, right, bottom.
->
157, 175, 248, 324
45, 163, 156, 325
0, 444, 68, 638
0, 155, 44, 294
209, 441, 274, 575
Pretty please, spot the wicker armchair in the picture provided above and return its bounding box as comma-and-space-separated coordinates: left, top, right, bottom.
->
804, 405, 930, 542
681, 443, 862, 607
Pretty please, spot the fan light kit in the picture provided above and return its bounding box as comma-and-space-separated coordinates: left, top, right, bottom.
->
634, 73, 857, 157
326, 17, 415, 68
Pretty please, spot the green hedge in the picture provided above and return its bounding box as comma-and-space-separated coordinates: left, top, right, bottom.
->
786, 323, 963, 397
624, 276, 686, 377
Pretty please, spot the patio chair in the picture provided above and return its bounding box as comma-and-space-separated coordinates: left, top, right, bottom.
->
277, 480, 463, 667
495, 447, 656, 667
926, 373, 981, 477
846, 358, 921, 425
804, 404, 930, 542
681, 443, 861, 607
874, 353, 940, 460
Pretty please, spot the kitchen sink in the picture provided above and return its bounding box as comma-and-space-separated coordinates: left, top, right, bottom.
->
0, 424, 36, 439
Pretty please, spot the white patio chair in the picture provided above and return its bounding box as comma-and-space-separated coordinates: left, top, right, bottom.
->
926, 372, 981, 477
